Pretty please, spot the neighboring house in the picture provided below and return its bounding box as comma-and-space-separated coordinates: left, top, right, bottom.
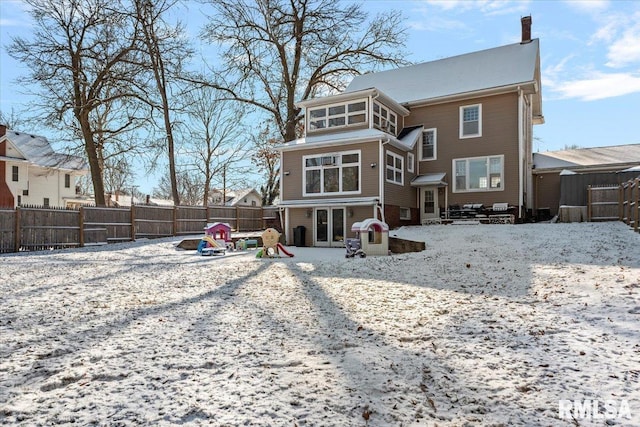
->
278, 17, 543, 246
210, 188, 263, 207
107, 193, 174, 207
0, 125, 88, 208
533, 144, 640, 217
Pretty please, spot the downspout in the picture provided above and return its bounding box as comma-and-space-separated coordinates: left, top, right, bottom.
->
517, 87, 524, 219
379, 137, 391, 224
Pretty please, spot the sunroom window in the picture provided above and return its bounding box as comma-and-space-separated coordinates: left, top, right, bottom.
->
308, 99, 368, 132
373, 102, 397, 135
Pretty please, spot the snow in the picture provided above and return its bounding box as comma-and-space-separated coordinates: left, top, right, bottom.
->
1, 222, 639, 426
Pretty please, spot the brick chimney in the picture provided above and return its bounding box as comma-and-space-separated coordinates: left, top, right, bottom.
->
521, 16, 532, 44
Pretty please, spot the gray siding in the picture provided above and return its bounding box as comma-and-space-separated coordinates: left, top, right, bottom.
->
407, 93, 521, 211
281, 141, 380, 201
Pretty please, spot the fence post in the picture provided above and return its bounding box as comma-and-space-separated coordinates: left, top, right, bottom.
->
587, 185, 592, 222
79, 206, 85, 247
14, 206, 20, 253
130, 204, 136, 241
631, 178, 640, 233
236, 206, 241, 232
173, 206, 178, 236
619, 184, 624, 221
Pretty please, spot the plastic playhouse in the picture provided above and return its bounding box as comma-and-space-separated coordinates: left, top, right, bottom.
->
347, 218, 389, 257
256, 228, 294, 258
198, 222, 233, 256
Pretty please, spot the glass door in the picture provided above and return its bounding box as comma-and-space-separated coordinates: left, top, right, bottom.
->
315, 208, 345, 247
422, 188, 439, 220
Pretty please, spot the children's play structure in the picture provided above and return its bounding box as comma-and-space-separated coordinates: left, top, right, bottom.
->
346, 218, 389, 257
197, 222, 233, 256
256, 228, 294, 258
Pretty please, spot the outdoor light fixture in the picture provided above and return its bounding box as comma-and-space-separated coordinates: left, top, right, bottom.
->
306, 208, 312, 218
284, 170, 290, 176
370, 162, 377, 168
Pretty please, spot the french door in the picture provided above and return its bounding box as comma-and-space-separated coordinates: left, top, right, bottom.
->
315, 208, 345, 247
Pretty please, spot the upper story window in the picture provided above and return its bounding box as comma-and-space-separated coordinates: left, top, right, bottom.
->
373, 102, 397, 135
303, 150, 360, 196
386, 151, 403, 185
308, 99, 367, 132
460, 104, 482, 138
453, 155, 503, 192
64, 174, 71, 188
421, 128, 437, 160
12, 166, 19, 182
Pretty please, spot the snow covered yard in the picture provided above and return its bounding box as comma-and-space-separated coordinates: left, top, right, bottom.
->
1, 222, 639, 426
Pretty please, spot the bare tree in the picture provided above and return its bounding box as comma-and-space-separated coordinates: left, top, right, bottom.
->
180, 87, 249, 206
7, 0, 148, 206
200, 0, 408, 142
133, 0, 192, 206
251, 125, 281, 206
153, 169, 203, 206
0, 108, 24, 130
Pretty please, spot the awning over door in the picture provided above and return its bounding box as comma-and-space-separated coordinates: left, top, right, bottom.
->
410, 172, 448, 187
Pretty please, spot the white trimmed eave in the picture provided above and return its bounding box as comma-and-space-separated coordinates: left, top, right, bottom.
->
278, 196, 380, 208
403, 81, 538, 109
279, 132, 412, 153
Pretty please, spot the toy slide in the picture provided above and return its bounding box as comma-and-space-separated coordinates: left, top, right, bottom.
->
202, 236, 223, 248
276, 243, 294, 257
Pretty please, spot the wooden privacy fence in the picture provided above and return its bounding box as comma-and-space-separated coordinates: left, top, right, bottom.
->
587, 185, 620, 221
620, 178, 639, 233
0, 205, 282, 253
586, 178, 640, 233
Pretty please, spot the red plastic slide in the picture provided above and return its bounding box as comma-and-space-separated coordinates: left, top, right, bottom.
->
276, 243, 294, 257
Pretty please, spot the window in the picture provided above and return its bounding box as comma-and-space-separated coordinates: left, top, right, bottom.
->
407, 153, 415, 173
460, 104, 482, 138
12, 166, 19, 182
421, 128, 437, 160
308, 99, 367, 132
399, 207, 411, 220
303, 150, 360, 196
64, 174, 71, 188
373, 102, 397, 135
43, 198, 50, 207
386, 151, 403, 185
453, 155, 504, 192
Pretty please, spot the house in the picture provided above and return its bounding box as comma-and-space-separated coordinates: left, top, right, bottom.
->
0, 124, 88, 208
210, 188, 262, 207
533, 144, 640, 217
278, 17, 543, 246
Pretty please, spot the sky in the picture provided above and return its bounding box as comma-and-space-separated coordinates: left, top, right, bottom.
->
1, 0, 640, 194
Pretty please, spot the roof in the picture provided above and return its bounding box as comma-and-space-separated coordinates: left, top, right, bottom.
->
280, 127, 416, 152
351, 218, 389, 232
345, 39, 542, 120
211, 188, 261, 206
533, 144, 640, 171
2, 130, 87, 171
410, 172, 448, 187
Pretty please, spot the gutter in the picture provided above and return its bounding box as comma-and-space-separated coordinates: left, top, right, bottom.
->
404, 81, 538, 109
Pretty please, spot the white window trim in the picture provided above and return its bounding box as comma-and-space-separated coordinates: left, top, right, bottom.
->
385, 150, 404, 186
420, 128, 437, 161
307, 98, 368, 133
459, 104, 482, 139
407, 152, 415, 173
373, 101, 398, 135
302, 150, 362, 196
399, 207, 411, 220
452, 155, 504, 193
